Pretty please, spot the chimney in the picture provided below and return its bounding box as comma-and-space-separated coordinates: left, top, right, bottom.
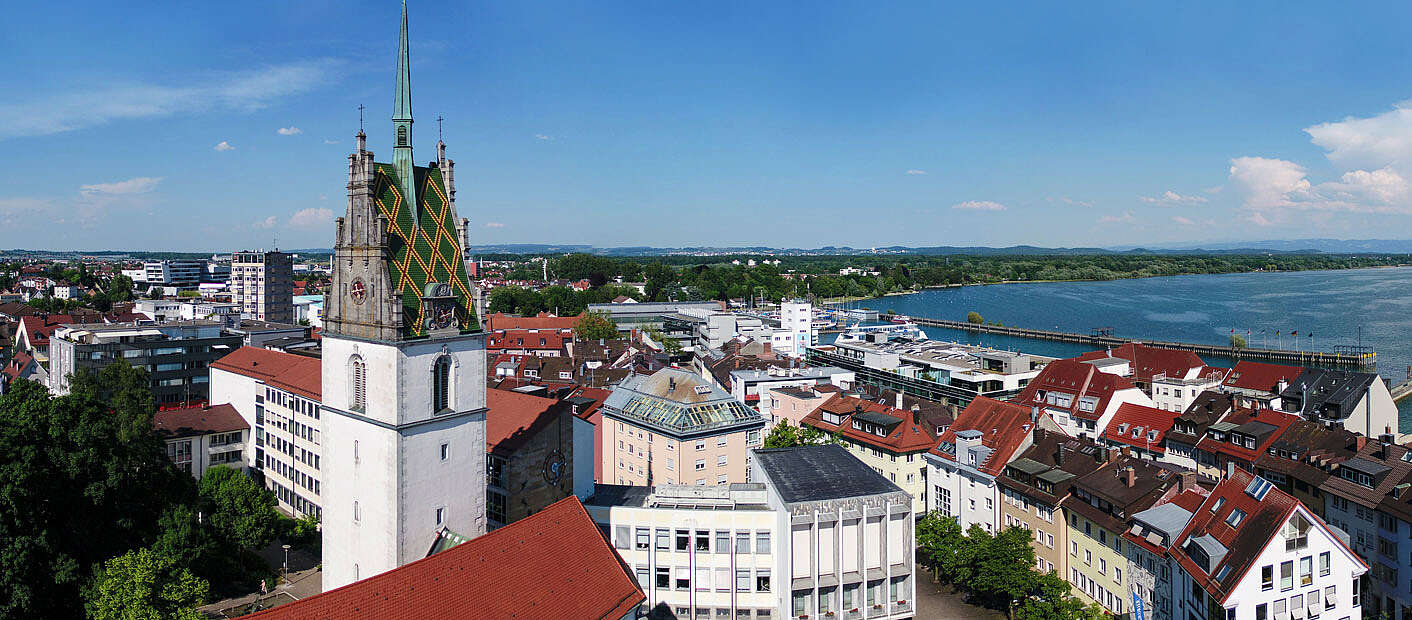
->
1124, 467, 1136, 488
1031, 405, 1039, 423
1226, 460, 1235, 479
1357, 436, 1369, 451
913, 409, 922, 426
1179, 470, 1196, 493
1033, 427, 1046, 443
896, 392, 904, 410
1055, 444, 1065, 465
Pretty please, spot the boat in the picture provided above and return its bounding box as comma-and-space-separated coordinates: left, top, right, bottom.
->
836, 322, 926, 343
889, 314, 912, 324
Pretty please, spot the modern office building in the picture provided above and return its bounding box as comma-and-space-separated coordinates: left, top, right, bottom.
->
600, 367, 766, 487
230, 250, 295, 323
47, 320, 243, 404
209, 346, 323, 519
806, 339, 1047, 407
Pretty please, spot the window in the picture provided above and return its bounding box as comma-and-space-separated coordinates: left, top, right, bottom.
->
1300, 556, 1313, 586
757, 531, 771, 554
717, 454, 728, 467
716, 530, 730, 553
696, 459, 705, 471
675, 567, 690, 590
1352, 578, 1360, 606
656, 529, 670, 550
636, 528, 650, 550
717, 435, 728, 447
1319, 551, 1331, 576
353, 439, 360, 464
487, 490, 507, 524
1226, 509, 1246, 527
1282, 560, 1294, 590
435, 507, 445, 525
350, 355, 366, 411
756, 568, 771, 592
433, 356, 452, 412
440, 442, 449, 461
655, 567, 670, 589
735, 532, 750, 553
1256, 603, 1268, 620
695, 567, 710, 591
1325, 585, 1336, 609
696, 441, 705, 451
353, 500, 361, 522
1263, 565, 1274, 590
695, 530, 710, 552
736, 569, 751, 592
676, 529, 689, 551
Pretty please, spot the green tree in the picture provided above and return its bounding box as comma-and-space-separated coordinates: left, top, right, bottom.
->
199, 467, 280, 552
84, 547, 209, 620
1230, 333, 1247, 349
574, 311, 619, 340
967, 311, 984, 324
487, 286, 523, 315
761, 423, 835, 449
915, 512, 968, 583
1014, 571, 1107, 620
0, 372, 191, 618
968, 526, 1039, 611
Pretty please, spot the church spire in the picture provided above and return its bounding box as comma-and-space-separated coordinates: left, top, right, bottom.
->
392, 0, 417, 227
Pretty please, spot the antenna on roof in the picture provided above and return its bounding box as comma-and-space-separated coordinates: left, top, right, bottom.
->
358, 104, 366, 133
437, 115, 444, 142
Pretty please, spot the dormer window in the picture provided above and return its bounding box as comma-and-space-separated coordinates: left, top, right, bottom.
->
1225, 508, 1246, 528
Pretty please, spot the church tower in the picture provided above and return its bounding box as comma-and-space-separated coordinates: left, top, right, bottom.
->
320, 0, 487, 591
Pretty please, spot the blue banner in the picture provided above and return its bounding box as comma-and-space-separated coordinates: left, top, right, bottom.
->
1132, 593, 1145, 620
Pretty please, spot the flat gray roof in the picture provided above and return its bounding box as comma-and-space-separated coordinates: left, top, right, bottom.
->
754, 444, 903, 505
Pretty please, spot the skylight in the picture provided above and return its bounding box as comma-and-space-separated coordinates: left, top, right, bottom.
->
1225, 508, 1246, 528
1245, 476, 1275, 501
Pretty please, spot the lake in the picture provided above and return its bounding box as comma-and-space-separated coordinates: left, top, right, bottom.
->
839, 266, 1412, 428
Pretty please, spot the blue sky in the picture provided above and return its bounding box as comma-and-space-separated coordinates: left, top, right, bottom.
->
5, 1, 1412, 251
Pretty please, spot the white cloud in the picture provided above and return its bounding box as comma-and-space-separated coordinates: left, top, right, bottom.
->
1305, 101, 1412, 170
1098, 211, 1135, 224
1228, 156, 1411, 216
323, 139, 340, 145
214, 141, 235, 151
951, 200, 1006, 211
1171, 215, 1196, 226
277, 126, 302, 136
534, 134, 552, 141
253, 216, 278, 229
1139, 190, 1208, 205
79, 177, 162, 196
1060, 197, 1094, 208
906, 169, 927, 175
485, 221, 505, 228
288, 207, 333, 229
0, 59, 342, 140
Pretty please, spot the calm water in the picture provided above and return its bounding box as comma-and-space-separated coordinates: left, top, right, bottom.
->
838, 266, 1412, 427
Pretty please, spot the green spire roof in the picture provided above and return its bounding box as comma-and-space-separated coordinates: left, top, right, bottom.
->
394, 0, 412, 122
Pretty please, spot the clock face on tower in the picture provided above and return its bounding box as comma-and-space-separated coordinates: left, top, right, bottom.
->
542, 449, 567, 486
350, 279, 367, 305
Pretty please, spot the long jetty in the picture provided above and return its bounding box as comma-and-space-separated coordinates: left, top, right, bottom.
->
906, 316, 1377, 370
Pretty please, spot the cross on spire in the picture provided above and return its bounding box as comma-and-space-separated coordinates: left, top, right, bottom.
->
358, 104, 366, 133
437, 115, 444, 141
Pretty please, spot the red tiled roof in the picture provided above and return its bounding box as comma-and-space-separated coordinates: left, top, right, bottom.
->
487, 312, 581, 332
241, 496, 644, 620
931, 396, 1047, 475
210, 346, 322, 400
486, 388, 564, 456
1169, 468, 1362, 604
801, 394, 936, 453
1012, 358, 1140, 421
153, 404, 248, 438
1100, 403, 1181, 454
1221, 361, 1304, 393
1194, 408, 1299, 465
1078, 343, 1206, 383
487, 328, 571, 352
2, 350, 34, 380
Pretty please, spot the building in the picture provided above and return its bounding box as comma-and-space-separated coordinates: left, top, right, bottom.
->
137, 260, 206, 287
728, 365, 854, 421
209, 346, 323, 518
1316, 437, 1412, 618
1169, 468, 1367, 620
1279, 368, 1400, 439
1098, 402, 1181, 461
799, 391, 936, 514
766, 384, 840, 428
1219, 360, 1304, 409
996, 430, 1106, 577
48, 320, 243, 404
777, 299, 813, 357
484, 387, 593, 529
152, 404, 248, 479
806, 338, 1047, 406
1122, 487, 1208, 620
1062, 454, 1182, 614
1077, 343, 1221, 412
0, 350, 47, 393
230, 250, 294, 323
928, 396, 1061, 533
600, 368, 765, 487
223, 320, 307, 348
242, 497, 645, 620
1011, 358, 1155, 440
317, 5, 487, 590
585, 483, 780, 619
754, 444, 917, 619
1164, 390, 1237, 470
1192, 407, 1299, 481
1253, 419, 1352, 512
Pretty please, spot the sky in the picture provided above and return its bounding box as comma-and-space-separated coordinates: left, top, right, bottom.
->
5, 1, 1412, 251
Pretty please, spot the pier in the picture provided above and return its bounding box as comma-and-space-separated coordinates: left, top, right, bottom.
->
904, 316, 1378, 370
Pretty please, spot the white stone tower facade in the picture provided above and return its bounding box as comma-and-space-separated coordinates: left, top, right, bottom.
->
319, 1, 487, 591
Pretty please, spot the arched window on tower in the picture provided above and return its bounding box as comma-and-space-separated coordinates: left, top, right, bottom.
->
433, 356, 452, 413
350, 355, 367, 412
398, 126, 408, 146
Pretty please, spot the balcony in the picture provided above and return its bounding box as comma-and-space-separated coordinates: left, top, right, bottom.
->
891, 600, 912, 616
210, 442, 244, 454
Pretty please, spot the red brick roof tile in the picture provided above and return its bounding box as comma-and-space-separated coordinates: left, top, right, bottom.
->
1100, 403, 1181, 454
1012, 358, 1139, 421
1078, 343, 1206, 383
487, 312, 580, 332
1221, 361, 1304, 393
931, 396, 1048, 475
801, 394, 936, 453
241, 497, 644, 620
210, 346, 322, 400
153, 404, 248, 438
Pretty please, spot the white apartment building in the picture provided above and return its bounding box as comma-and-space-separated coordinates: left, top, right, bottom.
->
140, 260, 206, 287
1169, 470, 1367, 620
588, 444, 916, 620
153, 404, 249, 479
777, 300, 813, 358
209, 346, 324, 519
230, 250, 294, 324
1012, 358, 1154, 440
1151, 369, 1225, 413
929, 397, 1055, 533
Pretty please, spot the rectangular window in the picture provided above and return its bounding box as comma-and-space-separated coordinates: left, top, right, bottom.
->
757, 569, 772, 592
715, 567, 730, 592
1300, 556, 1313, 586
435, 507, 445, 525
656, 529, 670, 550
1320, 551, 1331, 576
1262, 565, 1274, 590
1282, 560, 1294, 590
694, 530, 710, 552
736, 531, 750, 553
757, 531, 771, 554
716, 530, 730, 553
635, 528, 649, 550
736, 569, 751, 592
695, 567, 709, 591
676, 529, 689, 551
675, 567, 690, 590
695, 459, 705, 471
717, 454, 728, 467
655, 567, 670, 589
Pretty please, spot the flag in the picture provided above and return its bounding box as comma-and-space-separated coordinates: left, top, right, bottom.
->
1291, 331, 1298, 336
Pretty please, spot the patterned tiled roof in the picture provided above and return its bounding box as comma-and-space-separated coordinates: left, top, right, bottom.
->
372, 163, 478, 336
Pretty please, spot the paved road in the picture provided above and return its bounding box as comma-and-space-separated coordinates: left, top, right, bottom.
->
914, 578, 1008, 620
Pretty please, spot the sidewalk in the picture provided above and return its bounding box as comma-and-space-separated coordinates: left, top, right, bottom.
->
199, 544, 322, 618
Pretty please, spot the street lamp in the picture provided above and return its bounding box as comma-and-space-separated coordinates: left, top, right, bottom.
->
281, 544, 291, 582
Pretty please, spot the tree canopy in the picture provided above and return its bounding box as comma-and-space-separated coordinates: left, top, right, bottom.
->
84, 547, 209, 620
199, 466, 281, 552
574, 311, 619, 340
